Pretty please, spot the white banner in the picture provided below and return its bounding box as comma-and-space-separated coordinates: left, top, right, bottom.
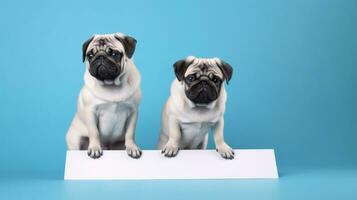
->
64, 149, 279, 180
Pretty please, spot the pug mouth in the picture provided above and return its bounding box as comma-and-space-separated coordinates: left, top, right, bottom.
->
103, 79, 115, 85
89, 57, 121, 82
185, 84, 219, 104
96, 74, 123, 86
91, 65, 120, 80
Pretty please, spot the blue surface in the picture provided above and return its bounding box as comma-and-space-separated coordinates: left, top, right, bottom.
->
1, 167, 356, 200
0, 0, 356, 199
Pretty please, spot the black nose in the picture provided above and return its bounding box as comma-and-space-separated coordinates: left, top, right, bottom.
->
97, 66, 118, 80
96, 55, 105, 65
201, 80, 207, 85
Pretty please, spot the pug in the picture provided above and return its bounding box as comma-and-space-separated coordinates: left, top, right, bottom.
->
66, 33, 142, 159
157, 56, 235, 159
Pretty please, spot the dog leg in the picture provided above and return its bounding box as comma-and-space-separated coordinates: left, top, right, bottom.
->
83, 110, 103, 159
124, 109, 142, 158
161, 116, 181, 157
157, 132, 169, 149
66, 128, 82, 150
213, 117, 235, 159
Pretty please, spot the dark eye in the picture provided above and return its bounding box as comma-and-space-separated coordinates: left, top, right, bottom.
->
186, 74, 196, 83
111, 50, 120, 58
87, 52, 94, 59
107, 48, 117, 57
212, 76, 220, 83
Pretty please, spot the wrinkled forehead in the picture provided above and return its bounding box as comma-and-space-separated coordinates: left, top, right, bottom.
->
87, 35, 124, 53
185, 58, 223, 78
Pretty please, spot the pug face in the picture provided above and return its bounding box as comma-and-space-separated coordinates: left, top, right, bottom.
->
174, 56, 233, 105
82, 33, 136, 82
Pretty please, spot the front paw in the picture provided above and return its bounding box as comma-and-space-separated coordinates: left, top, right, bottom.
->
126, 143, 142, 159
161, 143, 179, 157
87, 142, 103, 159
216, 143, 235, 159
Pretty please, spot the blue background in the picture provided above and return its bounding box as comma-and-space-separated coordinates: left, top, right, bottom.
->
0, 0, 356, 199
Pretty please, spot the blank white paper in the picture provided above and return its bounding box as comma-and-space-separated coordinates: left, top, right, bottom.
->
64, 149, 279, 180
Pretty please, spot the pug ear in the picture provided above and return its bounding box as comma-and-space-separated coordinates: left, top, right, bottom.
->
115, 34, 137, 58
82, 36, 94, 62
173, 58, 194, 81
217, 59, 233, 84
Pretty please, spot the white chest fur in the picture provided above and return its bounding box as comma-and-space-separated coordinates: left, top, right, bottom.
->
179, 121, 215, 147
96, 102, 133, 143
